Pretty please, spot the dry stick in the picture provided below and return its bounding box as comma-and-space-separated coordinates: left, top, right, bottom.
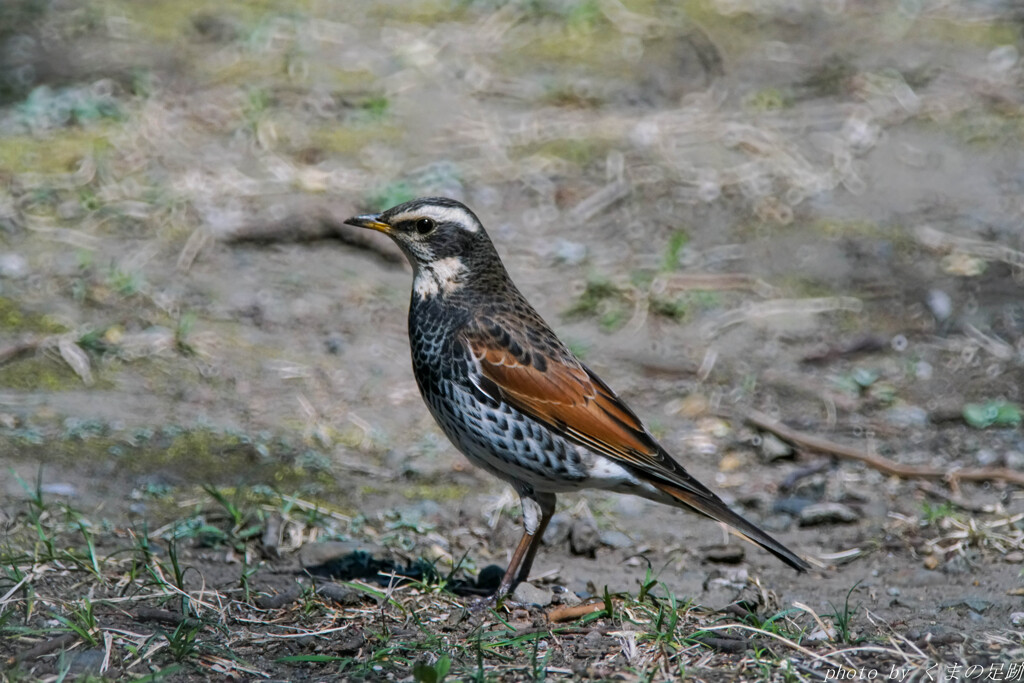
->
546, 600, 607, 623
738, 408, 1024, 487
7, 633, 78, 667
224, 208, 403, 264
0, 338, 43, 366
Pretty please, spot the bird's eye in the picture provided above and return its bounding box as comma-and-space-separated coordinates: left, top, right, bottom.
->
414, 218, 435, 235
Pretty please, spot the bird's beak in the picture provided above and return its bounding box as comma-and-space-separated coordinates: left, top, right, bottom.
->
344, 213, 391, 234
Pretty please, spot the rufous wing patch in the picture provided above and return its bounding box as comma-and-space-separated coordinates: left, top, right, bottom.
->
460, 317, 707, 498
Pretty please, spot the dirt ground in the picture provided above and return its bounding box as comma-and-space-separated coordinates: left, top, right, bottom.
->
2, 1, 1023, 680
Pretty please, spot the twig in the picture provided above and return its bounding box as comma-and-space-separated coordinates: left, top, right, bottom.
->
800, 334, 889, 364
736, 408, 1024, 487
224, 205, 403, 264
546, 600, 606, 623
133, 607, 200, 627
0, 338, 43, 366
915, 482, 997, 514
6, 633, 78, 667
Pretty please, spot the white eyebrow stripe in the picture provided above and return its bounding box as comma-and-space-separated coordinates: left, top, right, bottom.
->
391, 206, 479, 232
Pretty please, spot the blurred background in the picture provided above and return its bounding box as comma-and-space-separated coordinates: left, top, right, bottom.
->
1, 0, 1023, 619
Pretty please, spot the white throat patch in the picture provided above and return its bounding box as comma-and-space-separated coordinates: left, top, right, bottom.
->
413, 256, 467, 298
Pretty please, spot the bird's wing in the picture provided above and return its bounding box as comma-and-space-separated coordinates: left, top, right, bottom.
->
460, 313, 810, 573
459, 315, 714, 500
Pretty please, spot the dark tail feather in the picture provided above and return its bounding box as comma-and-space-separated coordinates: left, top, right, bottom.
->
652, 481, 810, 572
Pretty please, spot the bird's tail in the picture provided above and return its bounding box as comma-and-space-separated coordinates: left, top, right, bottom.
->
650, 481, 810, 572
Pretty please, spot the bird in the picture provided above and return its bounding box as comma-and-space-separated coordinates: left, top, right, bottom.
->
345, 197, 809, 598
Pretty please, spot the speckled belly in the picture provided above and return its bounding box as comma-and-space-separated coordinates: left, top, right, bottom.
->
421, 377, 595, 493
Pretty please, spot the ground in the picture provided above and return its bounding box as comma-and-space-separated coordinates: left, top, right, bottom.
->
1, 1, 1023, 680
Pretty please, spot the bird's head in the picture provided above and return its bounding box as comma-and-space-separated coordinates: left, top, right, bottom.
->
345, 197, 505, 298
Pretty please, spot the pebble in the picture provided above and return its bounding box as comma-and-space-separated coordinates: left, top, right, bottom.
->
758, 433, 793, 462
926, 289, 952, 321
613, 496, 650, 517
976, 448, 1001, 467
542, 512, 572, 545
254, 586, 301, 609
324, 332, 346, 355
569, 518, 601, 558
798, 502, 860, 527
40, 482, 78, 497
598, 530, 633, 549
773, 497, 816, 516
68, 649, 105, 675
1006, 451, 1024, 470
883, 405, 929, 429
914, 360, 933, 380
1004, 551, 1024, 564
717, 451, 745, 473
938, 596, 993, 613
1011, 612, 1024, 627
551, 585, 582, 607
553, 239, 587, 265
922, 554, 940, 570
703, 545, 745, 564
0, 253, 29, 279
512, 581, 554, 607
317, 583, 362, 606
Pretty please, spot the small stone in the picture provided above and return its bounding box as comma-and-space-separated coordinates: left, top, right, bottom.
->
914, 360, 933, 380
1011, 612, 1024, 627
324, 332, 346, 355
317, 583, 362, 606
939, 596, 993, 613
40, 482, 77, 497
798, 502, 860, 527
569, 519, 601, 558
718, 451, 745, 473
254, 586, 301, 609
674, 394, 709, 418
976, 448, 1001, 467
262, 513, 282, 557
1004, 551, 1024, 564
0, 253, 29, 279
926, 289, 952, 321
67, 648, 105, 675
613, 496, 649, 517
773, 497, 815, 516
758, 433, 793, 462
542, 512, 572, 545
699, 417, 731, 439
598, 530, 633, 549
883, 405, 929, 429
887, 587, 900, 596
553, 239, 587, 265
703, 545, 745, 564
923, 555, 940, 570
1006, 451, 1024, 470
512, 581, 553, 607
552, 586, 582, 607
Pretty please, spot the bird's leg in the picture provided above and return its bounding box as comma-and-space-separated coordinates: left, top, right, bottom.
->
514, 510, 552, 586
496, 528, 537, 599
495, 492, 556, 599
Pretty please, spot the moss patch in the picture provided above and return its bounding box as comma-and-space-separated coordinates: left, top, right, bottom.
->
0, 297, 68, 334
311, 123, 402, 157
0, 129, 114, 174
0, 356, 85, 391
